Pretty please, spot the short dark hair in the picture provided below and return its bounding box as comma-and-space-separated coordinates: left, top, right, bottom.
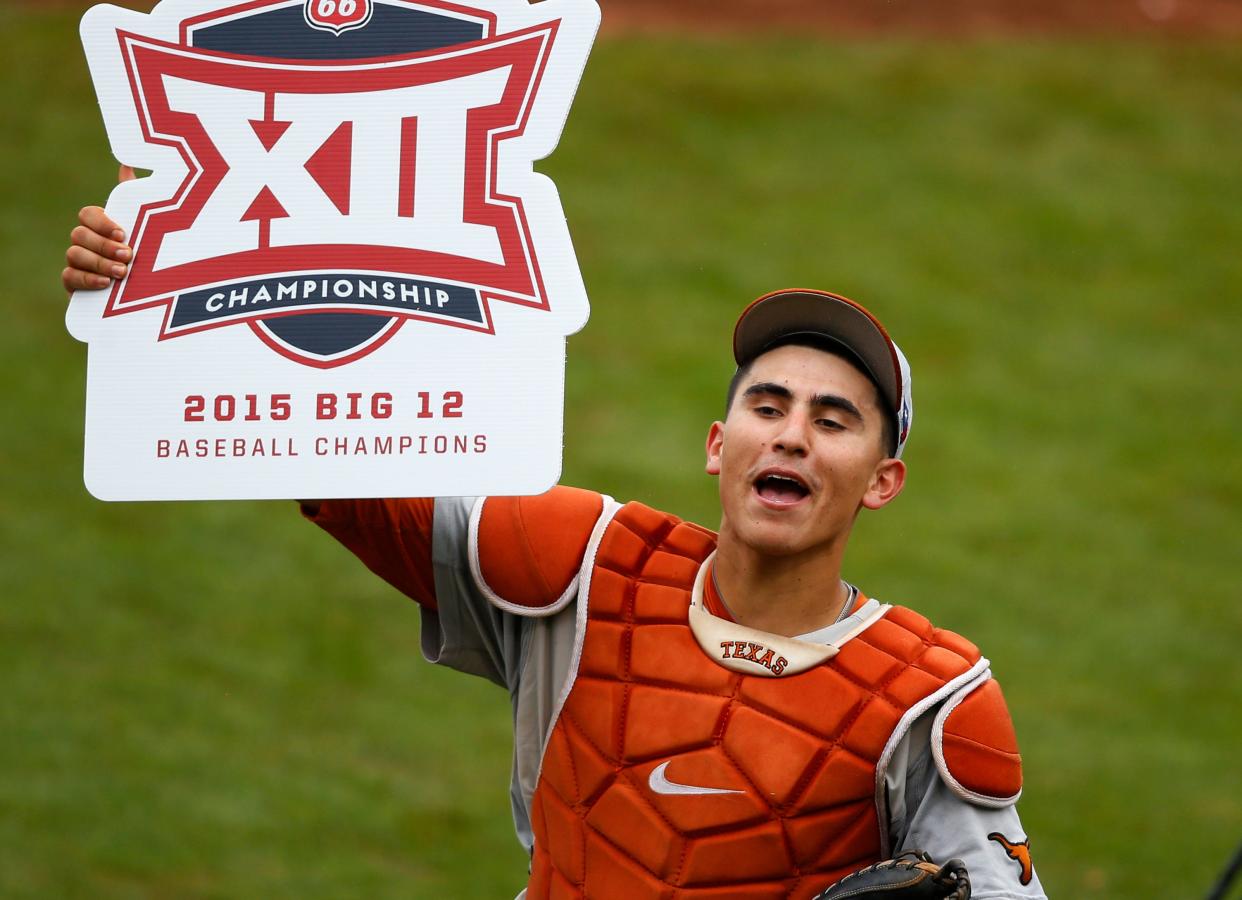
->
725, 336, 898, 458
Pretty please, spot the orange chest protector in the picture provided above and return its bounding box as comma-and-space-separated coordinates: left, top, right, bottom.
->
523, 502, 989, 900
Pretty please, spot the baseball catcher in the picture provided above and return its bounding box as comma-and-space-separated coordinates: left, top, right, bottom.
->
65, 205, 1045, 897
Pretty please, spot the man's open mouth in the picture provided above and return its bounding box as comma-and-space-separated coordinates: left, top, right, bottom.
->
754, 472, 811, 504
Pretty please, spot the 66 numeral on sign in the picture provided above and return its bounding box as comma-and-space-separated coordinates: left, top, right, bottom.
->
185, 394, 291, 422
317, 0, 358, 15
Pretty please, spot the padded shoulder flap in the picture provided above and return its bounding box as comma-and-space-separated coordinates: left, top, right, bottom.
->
468, 487, 605, 617
932, 675, 1023, 808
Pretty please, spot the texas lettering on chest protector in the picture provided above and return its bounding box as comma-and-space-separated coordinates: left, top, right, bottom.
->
77, 0, 596, 368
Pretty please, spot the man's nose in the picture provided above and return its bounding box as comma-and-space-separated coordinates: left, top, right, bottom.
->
772, 411, 810, 456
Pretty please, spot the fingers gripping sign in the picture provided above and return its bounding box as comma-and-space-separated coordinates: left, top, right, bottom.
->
62, 167, 135, 291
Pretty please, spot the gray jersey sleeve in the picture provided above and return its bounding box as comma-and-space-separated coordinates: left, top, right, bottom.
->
420, 496, 529, 689
422, 495, 581, 853
886, 711, 1047, 899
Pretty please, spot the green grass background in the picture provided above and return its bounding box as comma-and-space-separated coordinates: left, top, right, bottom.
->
3, 5, 1240, 898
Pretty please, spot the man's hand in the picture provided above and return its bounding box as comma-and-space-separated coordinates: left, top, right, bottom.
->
61, 165, 135, 294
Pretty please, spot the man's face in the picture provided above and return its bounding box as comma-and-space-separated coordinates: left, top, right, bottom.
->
706, 344, 905, 560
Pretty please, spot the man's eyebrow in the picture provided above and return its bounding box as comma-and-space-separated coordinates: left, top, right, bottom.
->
742, 383, 865, 422
811, 394, 864, 421
742, 382, 792, 401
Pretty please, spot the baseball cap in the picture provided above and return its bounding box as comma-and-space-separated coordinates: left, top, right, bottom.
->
732, 288, 914, 458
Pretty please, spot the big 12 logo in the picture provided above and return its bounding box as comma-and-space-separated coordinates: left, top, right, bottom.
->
72, 0, 597, 369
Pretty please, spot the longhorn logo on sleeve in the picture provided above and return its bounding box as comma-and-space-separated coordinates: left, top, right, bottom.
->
86, 0, 591, 368
988, 832, 1034, 886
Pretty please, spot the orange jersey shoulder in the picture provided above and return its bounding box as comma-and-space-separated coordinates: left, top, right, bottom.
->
470, 486, 605, 615
934, 675, 1023, 806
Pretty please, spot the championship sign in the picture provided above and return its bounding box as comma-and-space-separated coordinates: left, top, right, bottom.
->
68, 0, 599, 500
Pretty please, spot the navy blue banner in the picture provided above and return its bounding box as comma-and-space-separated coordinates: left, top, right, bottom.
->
169, 275, 485, 330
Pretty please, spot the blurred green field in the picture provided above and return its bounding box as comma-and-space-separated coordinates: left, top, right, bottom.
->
3, 5, 1241, 898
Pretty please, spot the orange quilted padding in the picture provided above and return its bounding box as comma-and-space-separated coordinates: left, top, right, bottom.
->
476, 487, 604, 608
939, 678, 1022, 801
527, 503, 983, 898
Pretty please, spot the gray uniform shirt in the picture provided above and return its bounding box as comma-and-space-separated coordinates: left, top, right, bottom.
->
424, 497, 1047, 899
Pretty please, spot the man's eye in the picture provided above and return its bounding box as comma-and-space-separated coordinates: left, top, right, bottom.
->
754, 405, 780, 417
818, 418, 845, 430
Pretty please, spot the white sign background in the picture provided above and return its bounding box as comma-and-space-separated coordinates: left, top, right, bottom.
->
68, 0, 600, 501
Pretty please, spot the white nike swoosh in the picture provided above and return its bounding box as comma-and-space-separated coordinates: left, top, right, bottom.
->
647, 761, 745, 796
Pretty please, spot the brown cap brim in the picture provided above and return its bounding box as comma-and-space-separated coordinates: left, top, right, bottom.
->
732, 288, 904, 420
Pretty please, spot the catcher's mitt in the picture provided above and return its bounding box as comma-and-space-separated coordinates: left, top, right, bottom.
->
813, 851, 971, 899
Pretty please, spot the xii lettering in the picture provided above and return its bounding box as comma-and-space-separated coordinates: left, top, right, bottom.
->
157, 70, 510, 267
112, 26, 554, 310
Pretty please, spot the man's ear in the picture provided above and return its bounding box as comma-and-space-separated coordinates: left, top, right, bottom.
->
861, 457, 906, 510
705, 420, 725, 476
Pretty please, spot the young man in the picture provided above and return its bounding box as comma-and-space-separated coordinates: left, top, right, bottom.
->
65, 214, 1046, 898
